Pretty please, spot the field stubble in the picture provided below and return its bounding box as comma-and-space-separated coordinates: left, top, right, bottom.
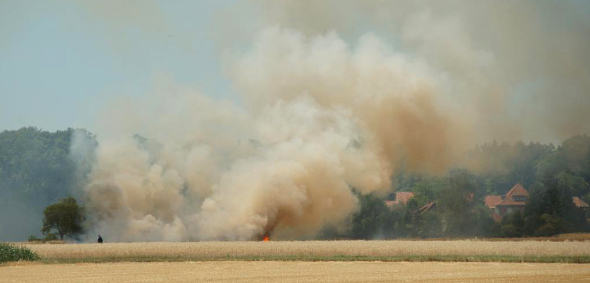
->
1, 261, 590, 283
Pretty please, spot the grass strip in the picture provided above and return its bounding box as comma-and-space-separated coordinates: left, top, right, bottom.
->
40, 254, 590, 264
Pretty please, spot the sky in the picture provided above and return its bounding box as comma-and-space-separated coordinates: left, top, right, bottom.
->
1, 0, 589, 144
0, 0, 238, 132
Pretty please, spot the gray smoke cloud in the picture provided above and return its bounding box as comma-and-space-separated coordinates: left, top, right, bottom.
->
80, 27, 466, 241
76, 0, 590, 241
245, 0, 590, 144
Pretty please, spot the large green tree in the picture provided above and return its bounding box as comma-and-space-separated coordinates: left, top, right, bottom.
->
523, 175, 589, 236
438, 169, 477, 236
41, 197, 84, 240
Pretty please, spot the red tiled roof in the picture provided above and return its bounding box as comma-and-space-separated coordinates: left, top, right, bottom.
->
395, 192, 415, 205
506, 183, 529, 198
485, 195, 502, 209
384, 192, 415, 207
497, 183, 528, 206
573, 197, 589, 208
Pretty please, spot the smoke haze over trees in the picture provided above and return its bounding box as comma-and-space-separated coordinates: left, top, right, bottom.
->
0, 128, 95, 241
0, 127, 588, 241
2, 1, 590, 242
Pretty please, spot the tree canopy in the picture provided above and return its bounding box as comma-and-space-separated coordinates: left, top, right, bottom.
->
41, 197, 84, 240
1, 126, 589, 241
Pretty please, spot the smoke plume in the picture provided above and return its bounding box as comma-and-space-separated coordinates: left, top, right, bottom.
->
77, 0, 590, 241
81, 27, 466, 241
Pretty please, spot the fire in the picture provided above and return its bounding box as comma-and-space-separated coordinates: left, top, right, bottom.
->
262, 233, 270, 242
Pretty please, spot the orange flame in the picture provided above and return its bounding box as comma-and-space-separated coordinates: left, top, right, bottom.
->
262, 233, 270, 242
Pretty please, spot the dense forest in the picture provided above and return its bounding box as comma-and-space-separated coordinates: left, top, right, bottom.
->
0, 127, 589, 241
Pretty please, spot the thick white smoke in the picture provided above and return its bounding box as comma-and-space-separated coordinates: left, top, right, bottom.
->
80, 27, 466, 241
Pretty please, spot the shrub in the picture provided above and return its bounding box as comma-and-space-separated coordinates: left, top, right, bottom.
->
535, 214, 574, 237
28, 235, 42, 242
500, 224, 519, 237
418, 211, 443, 238
0, 243, 40, 263
44, 233, 58, 241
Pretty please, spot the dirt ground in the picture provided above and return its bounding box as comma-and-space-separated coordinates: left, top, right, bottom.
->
1, 261, 589, 282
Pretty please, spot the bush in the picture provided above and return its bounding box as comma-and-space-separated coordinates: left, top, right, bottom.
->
534, 214, 574, 236
500, 224, 519, 237
44, 233, 58, 241
28, 235, 42, 242
0, 243, 39, 263
418, 211, 443, 238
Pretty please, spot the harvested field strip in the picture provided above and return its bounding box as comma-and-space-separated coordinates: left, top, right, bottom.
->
2, 261, 590, 283
21, 240, 590, 263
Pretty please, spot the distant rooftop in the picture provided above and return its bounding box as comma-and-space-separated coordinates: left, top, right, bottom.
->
385, 191, 415, 207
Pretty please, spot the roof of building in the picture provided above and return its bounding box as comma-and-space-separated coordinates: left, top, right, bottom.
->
384, 192, 415, 207
506, 183, 529, 197
485, 195, 503, 209
573, 196, 589, 208
497, 183, 528, 206
396, 192, 415, 204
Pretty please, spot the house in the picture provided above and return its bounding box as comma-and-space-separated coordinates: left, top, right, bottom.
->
574, 197, 590, 222
573, 196, 589, 210
384, 192, 415, 208
485, 183, 529, 222
484, 195, 503, 211
485, 184, 590, 223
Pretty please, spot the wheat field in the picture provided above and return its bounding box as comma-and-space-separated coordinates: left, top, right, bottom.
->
4, 240, 590, 282
21, 240, 590, 262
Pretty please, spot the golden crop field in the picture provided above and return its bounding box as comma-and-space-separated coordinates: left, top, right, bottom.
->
4, 240, 590, 282
2, 261, 590, 283
20, 240, 590, 263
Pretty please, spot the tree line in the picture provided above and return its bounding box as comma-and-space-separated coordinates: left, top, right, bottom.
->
0, 127, 589, 241
324, 136, 590, 239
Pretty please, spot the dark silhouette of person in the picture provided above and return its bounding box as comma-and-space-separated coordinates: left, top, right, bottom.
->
97, 235, 103, 243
